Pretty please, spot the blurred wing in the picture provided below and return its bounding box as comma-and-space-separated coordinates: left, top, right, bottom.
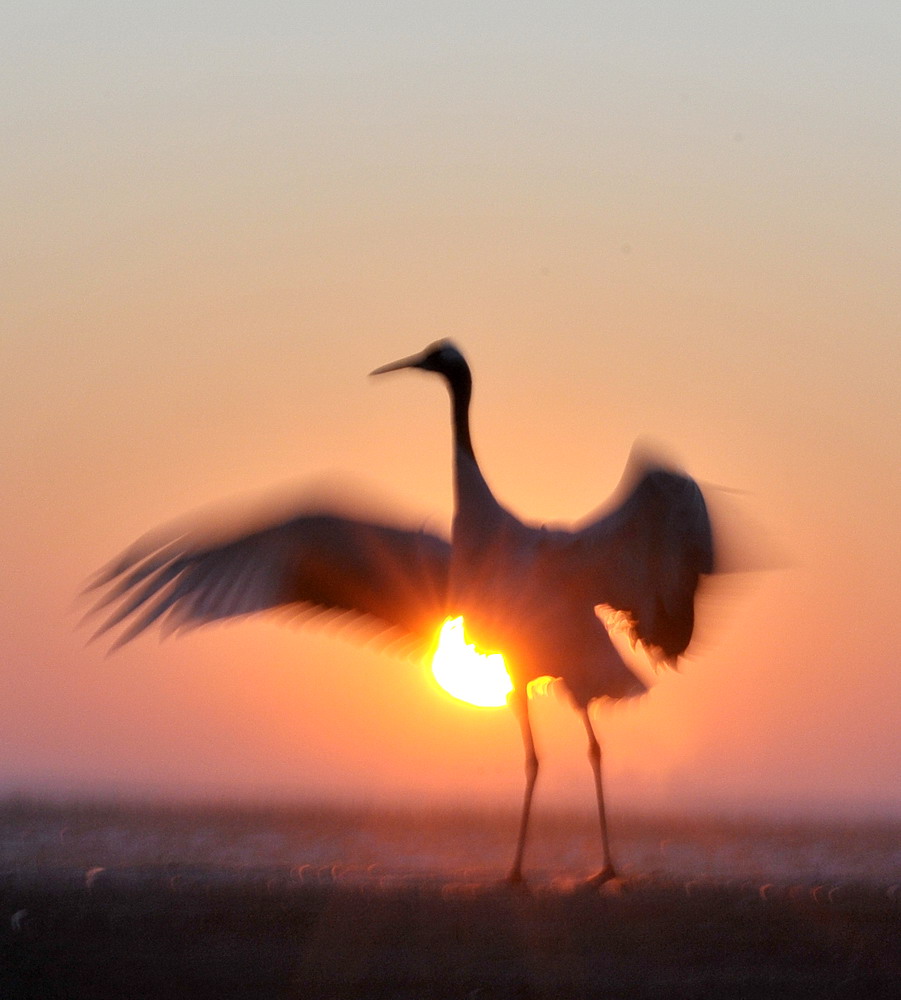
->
86, 513, 450, 651
573, 462, 714, 663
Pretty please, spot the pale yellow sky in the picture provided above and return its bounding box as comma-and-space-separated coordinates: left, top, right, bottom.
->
2, 2, 899, 818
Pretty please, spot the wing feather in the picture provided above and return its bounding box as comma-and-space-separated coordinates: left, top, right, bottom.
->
87, 512, 450, 650
573, 460, 714, 662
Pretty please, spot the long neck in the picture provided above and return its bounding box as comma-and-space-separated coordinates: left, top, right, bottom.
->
444, 357, 504, 531
445, 363, 474, 460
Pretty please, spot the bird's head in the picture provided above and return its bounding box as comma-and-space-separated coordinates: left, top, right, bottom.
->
370, 340, 469, 382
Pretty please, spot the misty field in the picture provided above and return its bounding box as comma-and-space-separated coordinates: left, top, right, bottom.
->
2, 800, 899, 998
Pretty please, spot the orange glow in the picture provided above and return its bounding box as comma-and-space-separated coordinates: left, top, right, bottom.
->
430, 617, 513, 708
526, 675, 557, 699
4, 4, 900, 821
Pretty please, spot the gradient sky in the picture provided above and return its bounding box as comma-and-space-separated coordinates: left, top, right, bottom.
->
2, 2, 899, 819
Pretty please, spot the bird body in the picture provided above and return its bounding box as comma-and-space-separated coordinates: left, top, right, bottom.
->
449, 508, 645, 704
89, 339, 714, 883
375, 342, 707, 706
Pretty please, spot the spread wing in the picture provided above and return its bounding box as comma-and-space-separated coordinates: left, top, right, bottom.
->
572, 458, 714, 663
86, 512, 450, 652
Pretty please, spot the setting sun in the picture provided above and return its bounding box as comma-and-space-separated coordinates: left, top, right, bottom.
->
430, 617, 513, 708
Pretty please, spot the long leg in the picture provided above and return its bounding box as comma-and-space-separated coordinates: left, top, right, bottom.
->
581, 706, 617, 884
508, 689, 539, 883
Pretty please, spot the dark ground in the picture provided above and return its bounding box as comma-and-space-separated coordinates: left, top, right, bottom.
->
2, 800, 898, 999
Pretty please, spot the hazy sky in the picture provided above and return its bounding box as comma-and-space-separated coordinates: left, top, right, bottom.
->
2, 2, 899, 819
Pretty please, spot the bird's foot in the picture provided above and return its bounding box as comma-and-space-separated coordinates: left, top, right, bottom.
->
586, 864, 618, 888
502, 870, 531, 893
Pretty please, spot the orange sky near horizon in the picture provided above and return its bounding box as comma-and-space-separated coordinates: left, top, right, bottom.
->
2, 2, 899, 820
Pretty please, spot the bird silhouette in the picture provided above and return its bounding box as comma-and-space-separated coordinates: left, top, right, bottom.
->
88, 340, 714, 884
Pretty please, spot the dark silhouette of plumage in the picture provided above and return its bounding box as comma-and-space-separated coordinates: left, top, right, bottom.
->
88, 340, 714, 883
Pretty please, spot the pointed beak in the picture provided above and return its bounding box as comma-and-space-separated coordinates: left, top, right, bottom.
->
369, 351, 423, 376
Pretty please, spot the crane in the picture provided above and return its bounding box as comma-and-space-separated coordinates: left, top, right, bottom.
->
88, 340, 714, 884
